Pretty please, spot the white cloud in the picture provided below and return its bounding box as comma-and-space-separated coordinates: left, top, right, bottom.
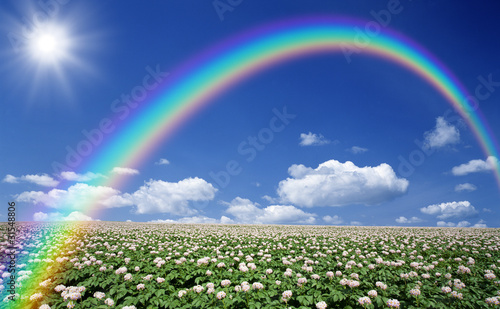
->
99, 195, 134, 208
420, 201, 478, 219
3, 174, 59, 187
122, 178, 217, 215
33, 211, 94, 221
395, 216, 422, 224
2, 175, 18, 183
220, 216, 234, 224
436, 220, 485, 228
323, 215, 343, 225
423, 117, 460, 148
155, 158, 170, 165
224, 197, 316, 224
451, 156, 498, 176
277, 159, 409, 207
261, 205, 316, 224
60, 171, 104, 182
299, 132, 332, 146
149, 219, 177, 223
126, 219, 133, 222
33, 211, 51, 221
16, 183, 123, 210
112, 167, 140, 175
350, 221, 363, 226
347, 146, 368, 154
24, 174, 60, 187
483, 208, 492, 213
457, 221, 471, 227
17, 177, 217, 215
262, 195, 278, 203
454, 183, 477, 192
149, 215, 233, 224
437, 221, 457, 227
473, 219, 487, 228
63, 211, 94, 221
151, 216, 217, 224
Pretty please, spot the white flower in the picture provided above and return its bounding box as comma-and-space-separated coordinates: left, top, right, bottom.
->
386, 299, 400, 308
282, 290, 292, 299
178, 290, 187, 298
410, 289, 421, 297
358, 296, 371, 305
193, 285, 204, 293
104, 298, 114, 306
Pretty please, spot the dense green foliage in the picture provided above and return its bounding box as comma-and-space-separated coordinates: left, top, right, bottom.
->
3, 222, 500, 308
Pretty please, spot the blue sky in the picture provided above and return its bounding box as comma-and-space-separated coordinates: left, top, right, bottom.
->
1, 0, 499, 227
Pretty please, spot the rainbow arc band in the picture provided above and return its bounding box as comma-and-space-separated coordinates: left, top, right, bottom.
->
79, 17, 499, 205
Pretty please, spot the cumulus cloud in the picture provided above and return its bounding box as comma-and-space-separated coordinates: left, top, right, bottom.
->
122, 178, 217, 215
451, 156, 498, 176
347, 146, 368, 154
63, 211, 95, 221
33, 211, 94, 221
220, 216, 234, 224
473, 219, 487, 228
149, 216, 234, 224
323, 215, 343, 225
3, 174, 59, 187
395, 216, 422, 224
112, 167, 140, 175
150, 216, 216, 224
277, 159, 409, 207
2, 175, 18, 183
60, 171, 105, 182
16, 183, 123, 210
420, 201, 478, 219
17, 177, 217, 216
224, 197, 316, 224
33, 211, 52, 221
437, 221, 455, 227
299, 132, 333, 146
437, 220, 486, 228
423, 117, 460, 148
155, 158, 170, 165
454, 183, 477, 192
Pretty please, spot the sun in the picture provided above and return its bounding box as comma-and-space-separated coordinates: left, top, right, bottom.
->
3, 3, 102, 106
28, 24, 71, 65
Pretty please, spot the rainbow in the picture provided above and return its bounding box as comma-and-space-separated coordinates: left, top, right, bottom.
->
5, 16, 500, 307
80, 16, 500, 200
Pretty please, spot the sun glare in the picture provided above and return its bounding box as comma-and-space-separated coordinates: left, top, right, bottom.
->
28, 25, 71, 64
